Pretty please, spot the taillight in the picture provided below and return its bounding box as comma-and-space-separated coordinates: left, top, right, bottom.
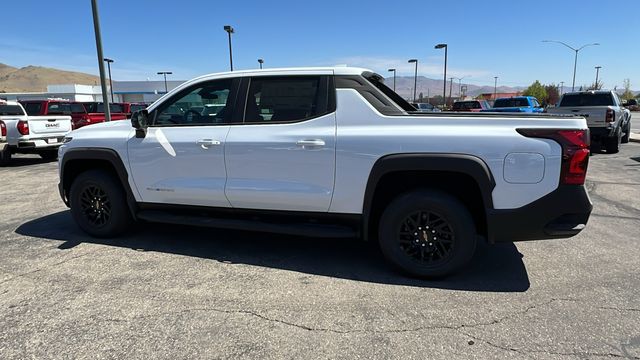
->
17, 120, 29, 135
517, 129, 590, 185
605, 109, 614, 123
0, 121, 6, 137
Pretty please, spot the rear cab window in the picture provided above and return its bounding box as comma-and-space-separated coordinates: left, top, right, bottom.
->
23, 102, 42, 115
0, 104, 26, 116
560, 93, 614, 107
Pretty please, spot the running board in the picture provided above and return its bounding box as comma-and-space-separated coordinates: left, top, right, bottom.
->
136, 210, 358, 238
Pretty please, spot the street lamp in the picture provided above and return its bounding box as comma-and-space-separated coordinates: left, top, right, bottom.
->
408, 59, 418, 103
387, 68, 396, 92
494, 76, 498, 100
103, 58, 114, 103
157, 71, 172, 93
595, 66, 602, 89
560, 81, 564, 96
542, 40, 600, 92
448, 77, 454, 106
224, 25, 235, 71
91, 0, 110, 122
435, 43, 448, 107
258, 58, 264, 69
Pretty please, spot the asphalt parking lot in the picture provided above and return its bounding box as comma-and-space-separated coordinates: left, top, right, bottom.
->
1, 127, 639, 359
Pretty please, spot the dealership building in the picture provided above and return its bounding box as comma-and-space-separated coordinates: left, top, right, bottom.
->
0, 80, 185, 103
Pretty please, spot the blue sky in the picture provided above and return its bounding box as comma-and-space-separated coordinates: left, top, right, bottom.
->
1, 0, 638, 89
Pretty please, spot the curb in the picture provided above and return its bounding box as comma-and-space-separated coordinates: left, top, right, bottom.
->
630, 133, 640, 143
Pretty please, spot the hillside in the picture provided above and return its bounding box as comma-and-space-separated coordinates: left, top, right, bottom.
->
0, 63, 100, 92
384, 75, 524, 100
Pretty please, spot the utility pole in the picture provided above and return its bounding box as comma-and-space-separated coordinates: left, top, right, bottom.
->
91, 0, 111, 121
560, 81, 564, 96
408, 59, 418, 103
448, 77, 454, 106
493, 76, 499, 100
594, 66, 602, 89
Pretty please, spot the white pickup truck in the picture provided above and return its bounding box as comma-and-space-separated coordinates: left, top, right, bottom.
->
57, 67, 593, 278
547, 90, 631, 153
0, 100, 72, 165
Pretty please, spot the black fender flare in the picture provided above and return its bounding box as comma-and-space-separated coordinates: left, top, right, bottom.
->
59, 147, 138, 217
361, 153, 496, 239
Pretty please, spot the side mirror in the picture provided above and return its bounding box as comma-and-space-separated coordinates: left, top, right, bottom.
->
131, 109, 149, 138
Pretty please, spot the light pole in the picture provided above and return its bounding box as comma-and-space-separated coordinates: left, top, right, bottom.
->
448, 77, 454, 106
157, 71, 172, 93
408, 59, 418, 103
224, 25, 235, 71
542, 40, 600, 92
560, 81, 564, 96
387, 68, 396, 92
594, 66, 602, 89
90, 0, 111, 122
435, 43, 448, 107
493, 76, 498, 100
258, 58, 264, 69
103, 58, 114, 103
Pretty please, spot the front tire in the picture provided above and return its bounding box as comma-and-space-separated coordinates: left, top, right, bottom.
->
621, 121, 630, 144
378, 189, 477, 278
69, 169, 132, 238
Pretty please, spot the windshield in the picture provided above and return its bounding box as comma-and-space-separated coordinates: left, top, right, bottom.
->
46, 102, 71, 115
494, 98, 530, 108
0, 104, 25, 116
560, 93, 614, 107
85, 103, 124, 113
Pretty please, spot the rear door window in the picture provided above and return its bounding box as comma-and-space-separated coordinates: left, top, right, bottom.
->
244, 76, 326, 123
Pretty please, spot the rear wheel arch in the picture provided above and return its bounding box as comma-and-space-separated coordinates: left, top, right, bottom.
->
361, 154, 496, 242
61, 148, 137, 217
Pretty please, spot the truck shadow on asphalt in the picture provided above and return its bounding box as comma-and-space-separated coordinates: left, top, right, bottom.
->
1, 156, 56, 168
16, 210, 530, 292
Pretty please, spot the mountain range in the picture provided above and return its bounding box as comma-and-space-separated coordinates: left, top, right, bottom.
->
0, 63, 100, 92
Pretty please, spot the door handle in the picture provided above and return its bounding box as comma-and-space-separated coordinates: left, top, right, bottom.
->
196, 139, 221, 149
296, 139, 325, 148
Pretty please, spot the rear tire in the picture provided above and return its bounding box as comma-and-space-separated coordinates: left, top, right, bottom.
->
69, 169, 132, 238
378, 189, 477, 279
604, 130, 621, 154
39, 150, 58, 161
0, 146, 11, 166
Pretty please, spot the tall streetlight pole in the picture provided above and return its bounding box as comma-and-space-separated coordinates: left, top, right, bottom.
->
258, 58, 264, 69
223, 25, 235, 71
103, 58, 114, 103
387, 68, 396, 92
408, 59, 418, 103
448, 77, 454, 106
542, 40, 600, 92
594, 66, 602, 89
90, 0, 111, 122
560, 81, 565, 96
493, 76, 498, 100
435, 43, 448, 107
157, 71, 172, 93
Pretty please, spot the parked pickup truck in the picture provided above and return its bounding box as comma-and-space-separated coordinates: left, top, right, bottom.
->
547, 90, 631, 153
482, 96, 544, 113
72, 102, 128, 129
58, 67, 593, 278
0, 100, 71, 165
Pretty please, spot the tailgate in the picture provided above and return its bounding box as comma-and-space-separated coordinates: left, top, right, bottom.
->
555, 107, 607, 127
28, 116, 72, 135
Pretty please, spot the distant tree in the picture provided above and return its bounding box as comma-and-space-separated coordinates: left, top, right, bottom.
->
622, 79, 634, 100
586, 80, 604, 91
522, 80, 547, 103
544, 84, 560, 105
418, 92, 424, 102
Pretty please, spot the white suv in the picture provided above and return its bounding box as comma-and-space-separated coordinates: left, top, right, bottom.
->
58, 67, 593, 278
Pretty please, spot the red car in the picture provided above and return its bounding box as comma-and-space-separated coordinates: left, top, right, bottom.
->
20, 99, 73, 116
451, 100, 491, 112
